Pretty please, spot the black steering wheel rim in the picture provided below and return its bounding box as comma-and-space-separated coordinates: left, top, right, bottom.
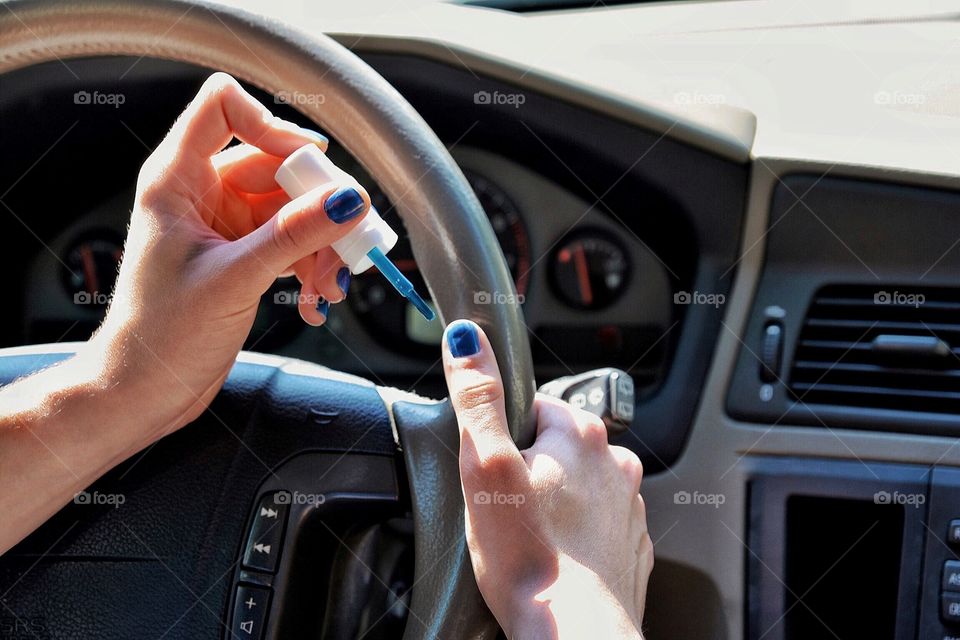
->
0, 1, 536, 638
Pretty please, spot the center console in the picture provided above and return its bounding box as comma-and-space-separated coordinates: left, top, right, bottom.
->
748, 458, 960, 640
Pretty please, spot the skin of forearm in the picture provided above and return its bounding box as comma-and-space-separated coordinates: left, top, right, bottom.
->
0, 335, 167, 555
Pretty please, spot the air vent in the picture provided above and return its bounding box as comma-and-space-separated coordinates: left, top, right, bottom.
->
789, 285, 960, 415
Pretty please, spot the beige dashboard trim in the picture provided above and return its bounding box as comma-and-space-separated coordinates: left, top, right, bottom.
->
332, 33, 757, 164
643, 157, 960, 639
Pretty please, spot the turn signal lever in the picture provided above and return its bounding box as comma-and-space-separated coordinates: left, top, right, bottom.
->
538, 368, 635, 435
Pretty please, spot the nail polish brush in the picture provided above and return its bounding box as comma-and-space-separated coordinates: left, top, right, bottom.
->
275, 144, 435, 322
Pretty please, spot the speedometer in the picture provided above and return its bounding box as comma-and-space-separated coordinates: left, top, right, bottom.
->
348, 170, 530, 356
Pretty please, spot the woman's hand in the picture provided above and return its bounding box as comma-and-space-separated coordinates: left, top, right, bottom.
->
91, 72, 370, 441
442, 320, 653, 640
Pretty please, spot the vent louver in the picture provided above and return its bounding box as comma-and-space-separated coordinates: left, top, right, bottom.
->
789, 285, 960, 415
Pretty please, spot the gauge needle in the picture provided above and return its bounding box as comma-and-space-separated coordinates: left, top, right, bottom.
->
572, 242, 593, 306
392, 258, 419, 273
79, 245, 98, 294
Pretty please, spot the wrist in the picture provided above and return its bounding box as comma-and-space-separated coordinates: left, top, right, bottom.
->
506, 558, 642, 640
82, 323, 189, 447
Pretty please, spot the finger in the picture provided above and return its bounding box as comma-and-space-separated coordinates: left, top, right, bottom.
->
213, 144, 287, 194
296, 270, 328, 327
249, 191, 295, 227
167, 72, 328, 160
534, 393, 609, 450
311, 251, 351, 303
442, 320, 525, 481
532, 393, 579, 439
290, 254, 316, 284
229, 182, 370, 291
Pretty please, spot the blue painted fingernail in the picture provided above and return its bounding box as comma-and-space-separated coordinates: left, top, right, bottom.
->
447, 320, 480, 358
300, 127, 329, 145
316, 297, 329, 320
324, 187, 365, 224
336, 266, 351, 296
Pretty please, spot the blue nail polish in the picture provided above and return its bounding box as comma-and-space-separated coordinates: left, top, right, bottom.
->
336, 266, 351, 296
300, 127, 329, 145
324, 187, 365, 224
316, 297, 329, 319
447, 320, 480, 358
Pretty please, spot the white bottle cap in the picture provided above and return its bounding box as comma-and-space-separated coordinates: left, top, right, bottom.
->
274, 144, 398, 274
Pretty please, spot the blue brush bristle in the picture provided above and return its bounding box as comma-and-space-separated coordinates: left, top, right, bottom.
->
407, 290, 436, 322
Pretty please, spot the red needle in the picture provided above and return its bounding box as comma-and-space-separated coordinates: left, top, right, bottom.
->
392, 259, 419, 273
79, 245, 98, 294
572, 243, 593, 306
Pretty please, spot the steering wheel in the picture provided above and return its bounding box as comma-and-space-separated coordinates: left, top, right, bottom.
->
0, 0, 535, 638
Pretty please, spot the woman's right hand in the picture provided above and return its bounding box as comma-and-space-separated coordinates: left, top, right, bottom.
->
441, 319, 653, 640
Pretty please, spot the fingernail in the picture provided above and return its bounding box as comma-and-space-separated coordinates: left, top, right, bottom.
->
447, 320, 480, 358
299, 127, 329, 146
336, 266, 351, 296
324, 187, 366, 224
316, 297, 330, 320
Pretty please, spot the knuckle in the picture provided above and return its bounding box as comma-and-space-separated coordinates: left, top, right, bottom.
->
612, 445, 644, 482
578, 415, 609, 447
454, 377, 504, 413
476, 448, 518, 480
640, 533, 655, 572
271, 214, 300, 255
202, 71, 238, 96
462, 447, 522, 493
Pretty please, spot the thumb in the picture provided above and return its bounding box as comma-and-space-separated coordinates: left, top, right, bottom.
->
231, 182, 370, 289
442, 320, 525, 484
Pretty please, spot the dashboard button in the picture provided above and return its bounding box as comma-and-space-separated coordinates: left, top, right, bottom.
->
231, 584, 270, 639
948, 520, 960, 546
759, 322, 783, 383
944, 561, 960, 592
242, 493, 289, 574
942, 592, 960, 625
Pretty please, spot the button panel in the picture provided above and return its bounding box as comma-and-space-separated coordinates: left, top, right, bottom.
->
241, 493, 289, 574
231, 584, 270, 640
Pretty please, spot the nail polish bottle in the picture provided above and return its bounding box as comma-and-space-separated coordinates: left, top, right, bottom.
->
274, 144, 434, 321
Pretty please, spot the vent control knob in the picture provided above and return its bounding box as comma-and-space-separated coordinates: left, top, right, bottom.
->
759, 322, 784, 383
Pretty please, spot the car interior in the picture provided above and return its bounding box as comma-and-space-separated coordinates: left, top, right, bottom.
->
1, 0, 959, 638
